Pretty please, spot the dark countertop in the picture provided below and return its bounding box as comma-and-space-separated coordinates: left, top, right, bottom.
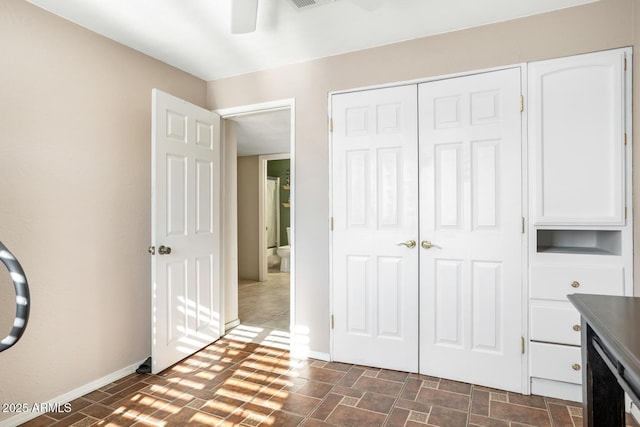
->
567, 293, 640, 399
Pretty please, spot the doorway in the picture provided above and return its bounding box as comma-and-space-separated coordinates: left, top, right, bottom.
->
217, 100, 295, 349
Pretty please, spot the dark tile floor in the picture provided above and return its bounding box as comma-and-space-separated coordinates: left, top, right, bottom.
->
19, 337, 639, 426
15, 338, 582, 427
18, 273, 640, 426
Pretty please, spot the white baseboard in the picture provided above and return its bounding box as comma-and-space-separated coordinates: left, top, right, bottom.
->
0, 359, 146, 427
307, 350, 331, 362
225, 318, 241, 331
289, 346, 330, 362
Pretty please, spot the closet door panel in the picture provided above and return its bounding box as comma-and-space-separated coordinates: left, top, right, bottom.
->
435, 143, 462, 229
419, 68, 524, 393
471, 261, 502, 352
472, 140, 499, 229
331, 85, 419, 372
434, 259, 463, 346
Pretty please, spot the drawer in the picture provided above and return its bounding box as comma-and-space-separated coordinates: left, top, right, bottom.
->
530, 342, 582, 384
530, 264, 624, 301
530, 302, 581, 346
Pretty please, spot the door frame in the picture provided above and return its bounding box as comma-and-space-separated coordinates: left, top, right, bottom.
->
216, 98, 296, 335
328, 64, 529, 391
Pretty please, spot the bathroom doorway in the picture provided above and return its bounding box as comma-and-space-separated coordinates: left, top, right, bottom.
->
262, 154, 291, 279
217, 100, 295, 349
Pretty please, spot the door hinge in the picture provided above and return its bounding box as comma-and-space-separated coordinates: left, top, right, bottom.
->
521, 337, 525, 354
625, 56, 628, 71
520, 95, 524, 112
330, 217, 334, 231
329, 117, 333, 133
330, 315, 334, 329
521, 217, 525, 234
625, 207, 627, 220
625, 133, 628, 146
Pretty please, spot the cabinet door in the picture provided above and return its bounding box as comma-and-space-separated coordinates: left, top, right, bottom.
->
529, 49, 628, 225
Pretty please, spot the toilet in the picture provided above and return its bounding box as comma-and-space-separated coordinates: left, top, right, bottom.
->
277, 227, 291, 272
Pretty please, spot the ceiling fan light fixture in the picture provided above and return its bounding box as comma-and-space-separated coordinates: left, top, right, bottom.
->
231, 0, 258, 34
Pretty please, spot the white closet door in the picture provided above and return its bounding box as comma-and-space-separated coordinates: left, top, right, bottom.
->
529, 49, 626, 225
331, 85, 419, 372
418, 69, 524, 392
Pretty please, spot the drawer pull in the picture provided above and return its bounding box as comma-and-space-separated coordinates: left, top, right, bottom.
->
573, 324, 581, 332
572, 363, 581, 371
570, 281, 580, 288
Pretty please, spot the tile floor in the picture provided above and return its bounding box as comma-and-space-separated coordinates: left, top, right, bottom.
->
19, 272, 640, 426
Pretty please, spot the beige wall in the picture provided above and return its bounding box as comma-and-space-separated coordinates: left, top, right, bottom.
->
0, 0, 206, 421
207, 0, 640, 355
237, 156, 260, 281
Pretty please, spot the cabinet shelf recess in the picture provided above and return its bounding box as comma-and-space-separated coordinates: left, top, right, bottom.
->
536, 229, 621, 256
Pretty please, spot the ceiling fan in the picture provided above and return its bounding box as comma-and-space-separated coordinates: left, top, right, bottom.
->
231, 0, 386, 34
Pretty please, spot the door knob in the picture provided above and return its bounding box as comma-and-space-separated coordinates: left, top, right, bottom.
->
421, 240, 433, 249
148, 246, 155, 255
396, 240, 416, 249
158, 245, 172, 255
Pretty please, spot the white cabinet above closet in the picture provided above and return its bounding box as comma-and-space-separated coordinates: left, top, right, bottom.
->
528, 49, 627, 225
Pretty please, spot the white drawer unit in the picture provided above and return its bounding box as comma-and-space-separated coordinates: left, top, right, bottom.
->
530, 302, 581, 346
530, 378, 582, 403
527, 48, 633, 402
530, 264, 624, 301
530, 342, 582, 385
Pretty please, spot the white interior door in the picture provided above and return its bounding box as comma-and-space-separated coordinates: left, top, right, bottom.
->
331, 85, 419, 372
418, 69, 524, 392
151, 89, 222, 374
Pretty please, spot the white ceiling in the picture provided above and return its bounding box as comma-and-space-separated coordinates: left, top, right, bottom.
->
26, 0, 596, 156
27, 0, 596, 82
231, 109, 292, 156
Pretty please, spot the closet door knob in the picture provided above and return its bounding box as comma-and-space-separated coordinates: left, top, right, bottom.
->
158, 245, 172, 255
421, 240, 433, 249
570, 281, 580, 288
396, 240, 416, 249
572, 363, 581, 371
573, 324, 581, 332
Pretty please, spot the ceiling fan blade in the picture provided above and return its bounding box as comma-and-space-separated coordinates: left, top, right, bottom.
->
231, 0, 258, 34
